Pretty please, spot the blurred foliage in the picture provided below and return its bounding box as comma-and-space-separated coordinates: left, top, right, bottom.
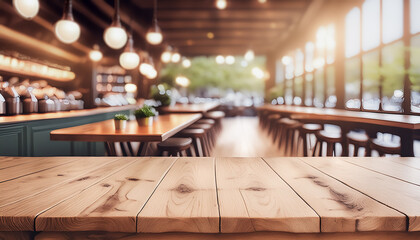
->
134, 105, 156, 118
158, 56, 266, 93
267, 84, 284, 101
150, 84, 172, 106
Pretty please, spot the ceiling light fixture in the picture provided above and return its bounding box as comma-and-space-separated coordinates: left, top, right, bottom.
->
89, 44, 103, 62
182, 58, 191, 68
119, 34, 140, 70
216, 0, 227, 10
103, 0, 128, 49
171, 50, 181, 63
215, 55, 225, 64
146, 0, 163, 45
161, 46, 172, 63
13, 0, 39, 19
244, 49, 255, 61
54, 0, 80, 44
225, 55, 235, 65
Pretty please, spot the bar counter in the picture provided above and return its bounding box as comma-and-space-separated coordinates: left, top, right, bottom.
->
0, 105, 136, 156
0, 156, 419, 240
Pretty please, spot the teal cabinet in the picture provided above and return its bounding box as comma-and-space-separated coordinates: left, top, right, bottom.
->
0, 109, 130, 157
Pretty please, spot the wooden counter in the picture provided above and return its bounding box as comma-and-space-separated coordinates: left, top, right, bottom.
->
0, 105, 136, 125
1, 156, 420, 240
159, 102, 220, 114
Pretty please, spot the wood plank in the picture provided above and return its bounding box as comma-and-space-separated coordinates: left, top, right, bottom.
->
0, 157, 119, 208
36, 157, 178, 232
137, 157, 219, 233
34, 231, 420, 240
0, 157, 39, 170
50, 114, 202, 142
0, 157, 77, 183
387, 158, 420, 171
343, 157, 420, 186
263, 157, 405, 232
0, 231, 33, 240
301, 157, 420, 231
0, 158, 136, 231
216, 157, 319, 233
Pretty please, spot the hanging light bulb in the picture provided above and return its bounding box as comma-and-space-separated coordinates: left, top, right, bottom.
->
54, 0, 80, 44
140, 56, 158, 79
13, 0, 39, 19
161, 46, 172, 63
244, 49, 255, 61
171, 50, 181, 63
103, 0, 128, 49
146, 0, 163, 45
119, 34, 140, 70
89, 44, 103, 62
216, 0, 227, 9
225, 55, 235, 65
215, 55, 225, 64
182, 58, 191, 68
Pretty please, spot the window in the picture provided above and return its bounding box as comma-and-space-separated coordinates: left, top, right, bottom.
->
411, 34, 420, 113
294, 76, 303, 105
305, 42, 315, 72
382, 41, 404, 111
314, 68, 325, 107
295, 49, 304, 77
326, 24, 336, 64
411, 0, 420, 34
325, 66, 336, 107
305, 73, 314, 106
275, 60, 284, 84
362, 0, 380, 51
345, 58, 361, 109
382, 0, 403, 44
345, 7, 361, 58
362, 50, 380, 110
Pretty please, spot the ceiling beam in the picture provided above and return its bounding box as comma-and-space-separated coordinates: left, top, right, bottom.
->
156, 10, 301, 21
159, 20, 289, 30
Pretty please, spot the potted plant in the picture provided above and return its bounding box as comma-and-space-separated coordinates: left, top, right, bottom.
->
114, 114, 128, 130
134, 105, 156, 126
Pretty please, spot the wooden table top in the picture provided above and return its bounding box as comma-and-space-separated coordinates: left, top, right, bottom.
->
0, 105, 137, 125
258, 104, 420, 129
1, 156, 420, 234
50, 113, 201, 142
159, 102, 220, 114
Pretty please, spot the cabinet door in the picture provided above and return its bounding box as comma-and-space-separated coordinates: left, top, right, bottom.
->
0, 125, 27, 156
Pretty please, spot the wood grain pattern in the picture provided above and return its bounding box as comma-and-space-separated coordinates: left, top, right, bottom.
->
216, 157, 319, 233
301, 157, 420, 231
34, 231, 420, 240
0, 105, 136, 125
343, 157, 420, 186
137, 157, 219, 233
263, 157, 406, 232
0, 157, 43, 170
0, 157, 77, 183
160, 103, 220, 114
36, 157, 177, 232
50, 114, 202, 142
258, 105, 420, 129
0, 158, 134, 231
0, 157, 118, 208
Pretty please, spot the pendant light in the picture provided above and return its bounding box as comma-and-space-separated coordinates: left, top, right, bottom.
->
171, 49, 181, 63
161, 46, 172, 63
119, 34, 140, 70
103, 0, 128, 49
216, 0, 227, 10
140, 56, 157, 79
89, 44, 103, 62
244, 49, 255, 61
13, 0, 39, 20
146, 0, 163, 45
54, 0, 80, 44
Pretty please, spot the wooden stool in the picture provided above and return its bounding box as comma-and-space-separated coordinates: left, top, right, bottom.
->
157, 138, 193, 156
346, 131, 369, 157
176, 128, 208, 157
277, 118, 302, 156
196, 119, 216, 125
189, 123, 214, 154
313, 130, 342, 156
368, 138, 401, 156
297, 124, 323, 157
267, 114, 281, 137
204, 111, 225, 132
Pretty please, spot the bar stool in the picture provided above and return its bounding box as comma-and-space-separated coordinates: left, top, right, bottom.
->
277, 118, 303, 156
313, 130, 342, 156
346, 131, 369, 157
297, 123, 323, 157
204, 111, 225, 133
267, 114, 281, 137
176, 128, 208, 156
157, 138, 193, 156
368, 138, 401, 156
188, 123, 214, 154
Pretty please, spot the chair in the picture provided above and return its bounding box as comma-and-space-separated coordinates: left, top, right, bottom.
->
157, 138, 193, 156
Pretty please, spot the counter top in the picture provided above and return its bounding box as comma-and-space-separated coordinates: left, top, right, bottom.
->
1, 156, 420, 239
0, 105, 136, 125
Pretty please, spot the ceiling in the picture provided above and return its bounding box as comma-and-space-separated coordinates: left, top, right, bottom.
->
0, 0, 317, 60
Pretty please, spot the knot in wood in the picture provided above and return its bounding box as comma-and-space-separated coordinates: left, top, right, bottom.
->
245, 187, 266, 192
174, 184, 194, 194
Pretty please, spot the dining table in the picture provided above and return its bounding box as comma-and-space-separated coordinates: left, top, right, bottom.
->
0, 156, 419, 240
50, 113, 202, 156
257, 104, 420, 157
159, 102, 220, 114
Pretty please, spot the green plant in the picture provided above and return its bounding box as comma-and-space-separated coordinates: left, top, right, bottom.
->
114, 114, 128, 121
134, 105, 156, 118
